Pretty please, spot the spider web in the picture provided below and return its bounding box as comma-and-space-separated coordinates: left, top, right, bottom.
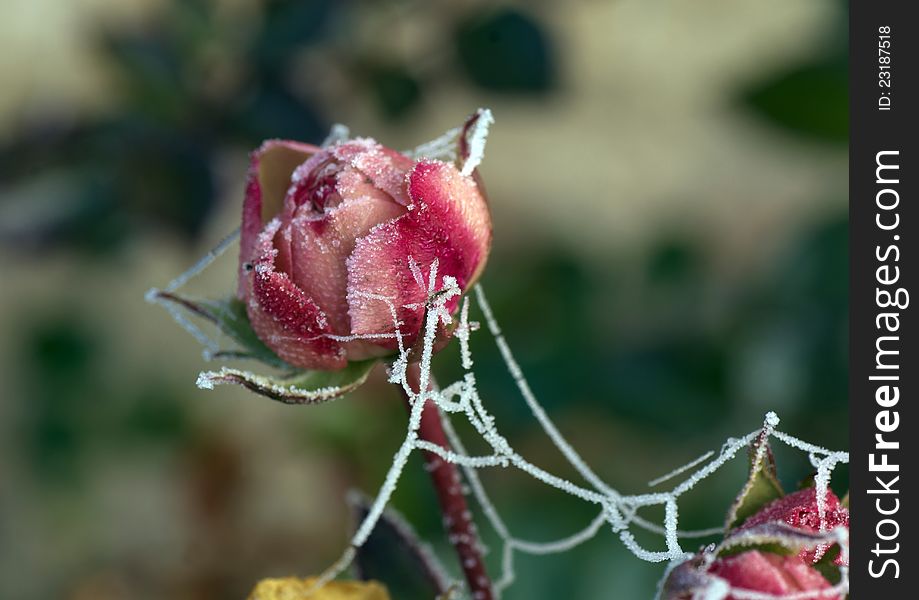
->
336, 272, 849, 600
148, 244, 849, 600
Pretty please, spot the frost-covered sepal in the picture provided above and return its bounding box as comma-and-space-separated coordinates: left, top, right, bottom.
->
716, 522, 842, 559
197, 360, 377, 405
725, 429, 784, 531
150, 290, 378, 402
407, 108, 494, 176
152, 291, 288, 367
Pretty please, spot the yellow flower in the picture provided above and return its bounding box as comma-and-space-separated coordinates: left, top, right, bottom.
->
247, 577, 390, 600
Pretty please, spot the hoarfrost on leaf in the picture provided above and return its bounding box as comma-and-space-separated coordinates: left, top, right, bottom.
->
407, 108, 494, 178
459, 108, 493, 176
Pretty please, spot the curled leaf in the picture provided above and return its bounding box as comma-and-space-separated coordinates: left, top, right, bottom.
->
197, 361, 377, 405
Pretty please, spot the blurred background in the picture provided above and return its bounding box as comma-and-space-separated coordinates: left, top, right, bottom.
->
0, 0, 848, 598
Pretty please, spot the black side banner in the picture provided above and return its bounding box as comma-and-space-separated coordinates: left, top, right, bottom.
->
850, 0, 917, 595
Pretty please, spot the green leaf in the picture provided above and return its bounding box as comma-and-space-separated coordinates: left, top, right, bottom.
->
196, 296, 286, 365
153, 291, 288, 368
349, 492, 451, 599
151, 291, 378, 403
725, 432, 784, 530
196, 360, 378, 405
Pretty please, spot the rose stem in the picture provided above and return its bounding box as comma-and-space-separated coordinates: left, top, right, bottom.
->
402, 361, 494, 600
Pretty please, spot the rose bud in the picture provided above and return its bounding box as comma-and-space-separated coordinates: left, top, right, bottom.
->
662, 551, 840, 600
238, 136, 491, 371
736, 487, 849, 565
708, 551, 840, 600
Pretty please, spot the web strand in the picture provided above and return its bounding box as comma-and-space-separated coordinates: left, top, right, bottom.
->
302, 279, 850, 599
153, 233, 849, 600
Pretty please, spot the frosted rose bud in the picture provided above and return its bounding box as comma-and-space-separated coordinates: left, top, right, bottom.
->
708, 551, 840, 600
663, 483, 849, 599
737, 487, 849, 565
237, 137, 491, 370
662, 551, 840, 600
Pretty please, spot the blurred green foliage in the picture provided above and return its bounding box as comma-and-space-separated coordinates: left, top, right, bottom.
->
0, 0, 561, 256
18, 313, 191, 486
455, 8, 555, 93
738, 6, 847, 144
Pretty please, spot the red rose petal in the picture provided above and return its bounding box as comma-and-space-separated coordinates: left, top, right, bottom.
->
290, 196, 405, 349
709, 551, 839, 600
738, 487, 849, 564
244, 220, 346, 371
346, 160, 491, 348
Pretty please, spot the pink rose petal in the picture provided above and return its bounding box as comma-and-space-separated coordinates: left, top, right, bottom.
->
243, 220, 345, 371
335, 139, 414, 206
709, 551, 839, 600
346, 160, 491, 348
290, 197, 405, 359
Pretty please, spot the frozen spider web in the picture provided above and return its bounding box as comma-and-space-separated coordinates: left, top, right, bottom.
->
149, 248, 849, 600
332, 271, 849, 600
